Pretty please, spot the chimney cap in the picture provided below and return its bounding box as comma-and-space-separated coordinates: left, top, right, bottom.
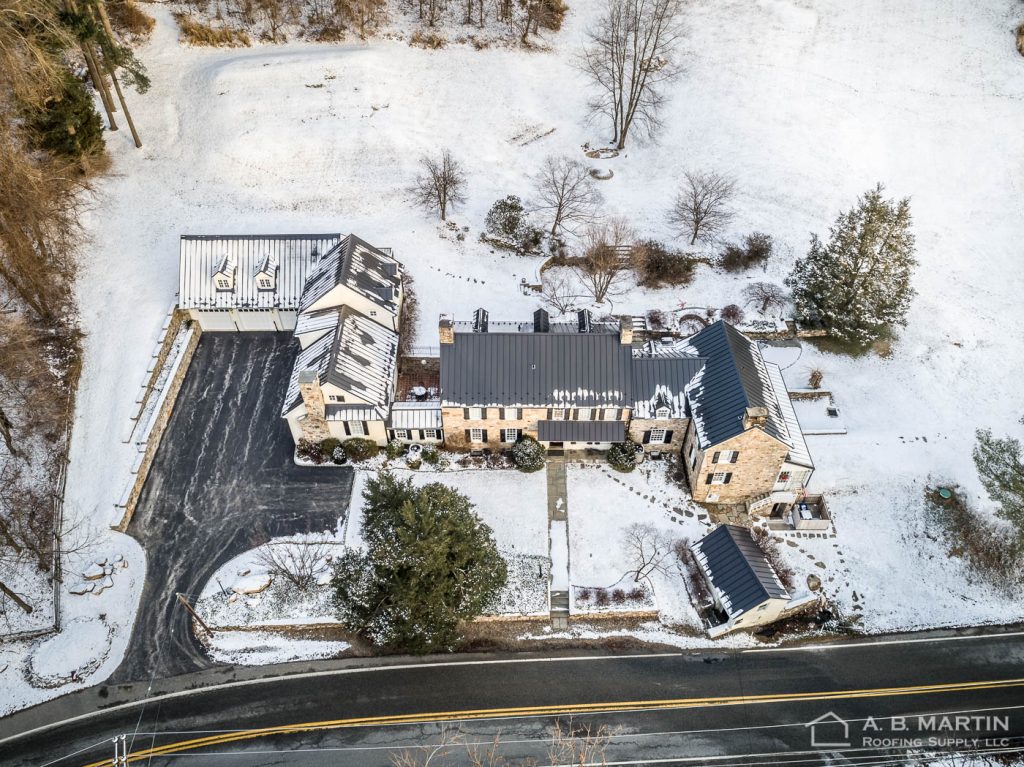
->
298, 370, 319, 385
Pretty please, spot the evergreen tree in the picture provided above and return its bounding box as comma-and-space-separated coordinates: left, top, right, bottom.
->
785, 184, 916, 344
973, 429, 1024, 539
333, 473, 508, 653
29, 72, 104, 158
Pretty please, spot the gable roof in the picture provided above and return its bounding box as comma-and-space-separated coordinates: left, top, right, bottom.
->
179, 234, 341, 310
692, 524, 789, 617
298, 234, 401, 315
681, 321, 790, 447
282, 305, 398, 416
439, 320, 704, 409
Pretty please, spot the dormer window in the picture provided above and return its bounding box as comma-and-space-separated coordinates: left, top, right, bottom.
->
257, 276, 273, 290
656, 406, 671, 419
215, 277, 231, 290
212, 252, 236, 291
254, 252, 278, 291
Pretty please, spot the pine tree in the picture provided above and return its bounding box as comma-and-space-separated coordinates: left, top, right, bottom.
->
332, 473, 508, 653
973, 429, 1024, 539
785, 184, 917, 344
29, 72, 104, 158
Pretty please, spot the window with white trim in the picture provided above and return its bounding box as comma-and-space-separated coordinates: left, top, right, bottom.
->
502, 408, 521, 420
422, 429, 440, 440
348, 421, 366, 436
777, 470, 791, 484
655, 406, 671, 419
578, 407, 592, 421
502, 428, 520, 443
551, 408, 565, 421
710, 472, 729, 485
257, 277, 272, 289
603, 408, 618, 421
470, 428, 485, 443
649, 428, 668, 444
215, 278, 230, 289
468, 407, 484, 419
714, 450, 738, 464
393, 429, 409, 440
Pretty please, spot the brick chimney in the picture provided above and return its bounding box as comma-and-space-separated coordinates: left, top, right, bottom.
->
742, 406, 769, 430
619, 316, 633, 345
438, 314, 454, 345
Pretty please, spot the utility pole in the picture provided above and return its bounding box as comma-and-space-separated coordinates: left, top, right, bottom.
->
175, 592, 213, 635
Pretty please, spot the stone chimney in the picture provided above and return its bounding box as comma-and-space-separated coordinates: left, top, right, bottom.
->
439, 314, 454, 345
619, 316, 633, 345
742, 406, 769, 430
297, 370, 330, 443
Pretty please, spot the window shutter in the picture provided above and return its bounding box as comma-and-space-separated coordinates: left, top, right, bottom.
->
642, 430, 651, 444
362, 421, 369, 435
481, 429, 488, 442
463, 408, 470, 420
705, 473, 713, 485
464, 429, 471, 442
516, 429, 522, 441
343, 422, 351, 436
546, 408, 552, 419
724, 472, 733, 484
730, 452, 739, 463
712, 451, 720, 463
664, 430, 674, 444
517, 408, 523, 420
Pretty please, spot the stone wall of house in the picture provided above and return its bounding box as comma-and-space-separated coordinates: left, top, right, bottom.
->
441, 406, 630, 451
627, 417, 689, 452
688, 428, 789, 504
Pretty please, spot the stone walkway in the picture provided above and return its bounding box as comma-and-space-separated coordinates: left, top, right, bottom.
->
545, 457, 570, 628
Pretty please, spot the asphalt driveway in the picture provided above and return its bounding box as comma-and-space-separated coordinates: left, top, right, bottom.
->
111, 332, 352, 684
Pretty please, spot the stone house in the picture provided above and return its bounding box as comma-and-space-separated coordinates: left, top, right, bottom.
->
437, 308, 702, 453
677, 321, 815, 509
691, 524, 816, 637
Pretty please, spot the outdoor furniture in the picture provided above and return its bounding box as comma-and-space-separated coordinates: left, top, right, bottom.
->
411, 385, 427, 401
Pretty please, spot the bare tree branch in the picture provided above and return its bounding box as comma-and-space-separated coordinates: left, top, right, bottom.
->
256, 538, 333, 591
573, 217, 633, 305
531, 155, 603, 238
409, 149, 468, 221
666, 169, 737, 246
623, 523, 674, 585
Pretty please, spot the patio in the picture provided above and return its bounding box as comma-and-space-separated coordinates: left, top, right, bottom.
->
766, 494, 832, 532
396, 356, 440, 402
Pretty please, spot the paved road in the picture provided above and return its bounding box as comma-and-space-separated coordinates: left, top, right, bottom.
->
111, 333, 353, 684
5, 632, 1024, 766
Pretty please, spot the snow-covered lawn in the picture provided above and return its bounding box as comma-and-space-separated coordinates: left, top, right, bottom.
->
205, 631, 351, 666
7, 0, 1013, 710
566, 463, 708, 626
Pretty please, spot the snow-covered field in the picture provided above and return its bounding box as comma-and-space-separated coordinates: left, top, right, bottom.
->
5, 0, 1017, 711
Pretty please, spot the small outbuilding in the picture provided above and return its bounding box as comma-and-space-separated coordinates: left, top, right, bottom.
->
690, 524, 815, 637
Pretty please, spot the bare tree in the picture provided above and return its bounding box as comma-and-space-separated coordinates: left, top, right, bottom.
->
573, 218, 633, 304
256, 538, 333, 590
578, 0, 685, 149
667, 170, 737, 246
742, 281, 788, 315
410, 150, 468, 221
531, 155, 603, 238
539, 269, 579, 315
623, 523, 674, 584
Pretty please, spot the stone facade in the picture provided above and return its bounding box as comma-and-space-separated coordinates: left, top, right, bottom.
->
683, 423, 789, 505
297, 372, 332, 443
442, 406, 630, 451
627, 417, 689, 452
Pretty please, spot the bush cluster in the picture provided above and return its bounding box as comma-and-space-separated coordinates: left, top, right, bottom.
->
484, 195, 543, 254
296, 439, 324, 463
510, 435, 546, 472
385, 438, 406, 460
607, 441, 638, 473
720, 304, 745, 325
343, 437, 379, 462
634, 239, 696, 288
421, 445, 441, 465
720, 232, 773, 272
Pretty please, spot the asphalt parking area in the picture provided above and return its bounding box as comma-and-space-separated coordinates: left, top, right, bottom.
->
112, 332, 353, 683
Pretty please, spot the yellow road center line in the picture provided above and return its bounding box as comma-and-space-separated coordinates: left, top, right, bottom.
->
79, 677, 1024, 766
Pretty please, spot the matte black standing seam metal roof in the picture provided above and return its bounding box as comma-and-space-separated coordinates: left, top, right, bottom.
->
682, 321, 789, 447
694, 524, 789, 617
537, 419, 626, 442
440, 330, 706, 409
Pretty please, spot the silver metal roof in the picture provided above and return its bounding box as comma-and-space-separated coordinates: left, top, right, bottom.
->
299, 234, 402, 315
692, 524, 789, 617
765, 363, 814, 469
388, 403, 443, 429
179, 234, 341, 310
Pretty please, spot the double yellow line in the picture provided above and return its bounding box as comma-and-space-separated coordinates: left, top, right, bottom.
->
81, 677, 1024, 766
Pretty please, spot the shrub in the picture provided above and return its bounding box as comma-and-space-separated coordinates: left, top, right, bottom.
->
421, 445, 441, 465
410, 29, 446, 48
321, 437, 342, 456
385, 438, 406, 460
721, 304, 745, 325
594, 588, 610, 607
611, 588, 626, 604
646, 309, 666, 330
627, 587, 645, 601
635, 239, 696, 288
331, 446, 347, 465
297, 439, 325, 464
108, 0, 156, 38
607, 441, 638, 473
342, 438, 379, 462
720, 232, 773, 272
173, 13, 251, 46
484, 195, 542, 254
511, 435, 546, 472
577, 588, 591, 603
808, 368, 824, 389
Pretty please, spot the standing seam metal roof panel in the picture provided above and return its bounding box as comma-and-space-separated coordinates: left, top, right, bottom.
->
693, 524, 789, 617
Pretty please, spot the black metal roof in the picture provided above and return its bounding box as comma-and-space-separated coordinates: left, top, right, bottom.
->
694, 525, 789, 616
440, 327, 704, 408
683, 321, 789, 446
537, 419, 625, 443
